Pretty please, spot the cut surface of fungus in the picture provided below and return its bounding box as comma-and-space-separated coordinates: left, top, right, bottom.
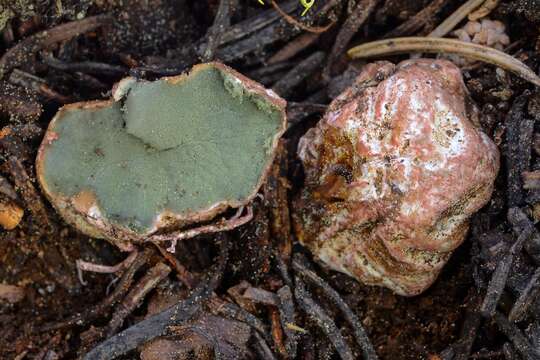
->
293, 59, 500, 296
37, 63, 286, 251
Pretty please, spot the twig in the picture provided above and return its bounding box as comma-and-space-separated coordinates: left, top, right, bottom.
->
176, 326, 226, 358
9, 69, 71, 104
43, 56, 127, 77
452, 300, 483, 360
243, 287, 279, 306
270, 0, 334, 34
275, 253, 294, 289
270, 307, 288, 357
253, 331, 279, 360
105, 262, 171, 336
287, 101, 327, 125
428, 0, 486, 38
347, 37, 540, 87
248, 61, 294, 80
323, 0, 379, 79
208, 296, 272, 344
0, 15, 111, 79
154, 243, 197, 289
294, 277, 355, 360
268, 32, 321, 64
272, 51, 325, 97
384, 0, 449, 38
264, 141, 293, 260
41, 249, 151, 331
200, 0, 234, 61
470, 349, 506, 359
218, 0, 298, 46
83, 236, 230, 360
277, 285, 299, 358
505, 92, 533, 207
494, 312, 539, 360
293, 255, 378, 360
480, 207, 535, 317
508, 267, 540, 322
216, 0, 330, 62
71, 72, 108, 90
507, 207, 540, 265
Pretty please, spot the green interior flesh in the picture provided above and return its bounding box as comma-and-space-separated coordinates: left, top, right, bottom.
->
42, 66, 283, 233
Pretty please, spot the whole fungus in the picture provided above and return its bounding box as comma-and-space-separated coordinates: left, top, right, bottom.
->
36, 63, 286, 251
293, 59, 500, 296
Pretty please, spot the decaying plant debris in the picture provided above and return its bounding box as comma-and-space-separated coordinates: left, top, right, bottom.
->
0, 0, 540, 359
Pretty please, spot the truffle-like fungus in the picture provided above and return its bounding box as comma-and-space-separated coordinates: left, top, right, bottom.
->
293, 59, 500, 296
37, 63, 286, 251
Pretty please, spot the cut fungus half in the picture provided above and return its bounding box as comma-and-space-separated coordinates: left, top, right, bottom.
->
36, 63, 287, 251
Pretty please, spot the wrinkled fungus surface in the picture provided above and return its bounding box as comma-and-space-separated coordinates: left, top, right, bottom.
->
293, 59, 500, 296
37, 63, 286, 250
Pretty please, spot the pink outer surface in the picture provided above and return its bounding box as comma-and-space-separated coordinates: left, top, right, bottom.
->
293, 59, 500, 296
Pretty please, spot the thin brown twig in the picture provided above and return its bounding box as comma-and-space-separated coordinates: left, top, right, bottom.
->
0, 15, 111, 79
384, 0, 449, 38
294, 276, 355, 360
105, 262, 171, 337
508, 267, 540, 322
480, 207, 534, 317
270, 307, 288, 357
272, 51, 325, 97
43, 55, 127, 76
153, 243, 197, 289
268, 32, 321, 64
323, 0, 379, 79
293, 255, 378, 359
217, 0, 298, 46
270, 0, 335, 34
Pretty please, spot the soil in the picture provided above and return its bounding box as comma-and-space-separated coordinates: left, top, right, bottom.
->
0, 0, 539, 359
